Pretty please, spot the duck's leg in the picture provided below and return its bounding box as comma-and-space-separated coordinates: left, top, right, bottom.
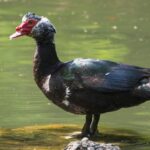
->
90, 114, 100, 136
81, 114, 92, 137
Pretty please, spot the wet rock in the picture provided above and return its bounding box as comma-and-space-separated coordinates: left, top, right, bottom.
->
64, 137, 121, 150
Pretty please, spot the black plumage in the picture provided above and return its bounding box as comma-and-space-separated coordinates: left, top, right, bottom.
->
10, 13, 150, 137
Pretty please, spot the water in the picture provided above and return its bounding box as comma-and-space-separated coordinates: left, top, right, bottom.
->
0, 0, 150, 149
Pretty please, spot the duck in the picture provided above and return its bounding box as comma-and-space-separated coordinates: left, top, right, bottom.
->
10, 12, 150, 137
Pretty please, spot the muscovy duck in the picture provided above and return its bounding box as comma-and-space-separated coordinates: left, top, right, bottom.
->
10, 12, 150, 137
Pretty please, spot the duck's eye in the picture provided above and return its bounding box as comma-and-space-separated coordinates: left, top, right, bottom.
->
28, 20, 33, 24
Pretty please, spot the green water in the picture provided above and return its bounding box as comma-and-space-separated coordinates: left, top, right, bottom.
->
0, 0, 150, 149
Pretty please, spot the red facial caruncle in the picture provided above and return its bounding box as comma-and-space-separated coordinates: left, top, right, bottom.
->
10, 19, 38, 39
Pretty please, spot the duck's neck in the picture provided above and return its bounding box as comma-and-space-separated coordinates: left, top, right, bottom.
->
33, 40, 60, 86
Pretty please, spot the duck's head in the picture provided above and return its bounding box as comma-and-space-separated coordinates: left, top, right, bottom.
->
10, 12, 56, 41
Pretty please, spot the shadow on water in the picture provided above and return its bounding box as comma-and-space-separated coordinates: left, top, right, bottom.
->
0, 125, 149, 150
95, 128, 150, 150
90, 127, 150, 150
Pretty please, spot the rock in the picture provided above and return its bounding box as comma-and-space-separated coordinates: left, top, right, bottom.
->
64, 137, 121, 150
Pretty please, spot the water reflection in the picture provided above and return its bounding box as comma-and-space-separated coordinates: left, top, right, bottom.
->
0, 1, 149, 149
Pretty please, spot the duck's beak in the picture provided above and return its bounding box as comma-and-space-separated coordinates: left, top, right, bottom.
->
9, 22, 27, 40
9, 31, 24, 40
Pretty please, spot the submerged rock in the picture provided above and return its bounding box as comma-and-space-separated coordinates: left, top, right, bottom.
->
64, 137, 121, 150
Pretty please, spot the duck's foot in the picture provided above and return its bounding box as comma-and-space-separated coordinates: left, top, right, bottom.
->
81, 129, 100, 138
89, 129, 101, 139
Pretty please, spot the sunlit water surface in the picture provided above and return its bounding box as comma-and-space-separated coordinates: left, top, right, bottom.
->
0, 0, 150, 149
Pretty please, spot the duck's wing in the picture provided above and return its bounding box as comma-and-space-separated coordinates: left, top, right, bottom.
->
59, 59, 149, 92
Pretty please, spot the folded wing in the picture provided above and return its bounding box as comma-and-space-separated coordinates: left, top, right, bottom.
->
60, 58, 149, 93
